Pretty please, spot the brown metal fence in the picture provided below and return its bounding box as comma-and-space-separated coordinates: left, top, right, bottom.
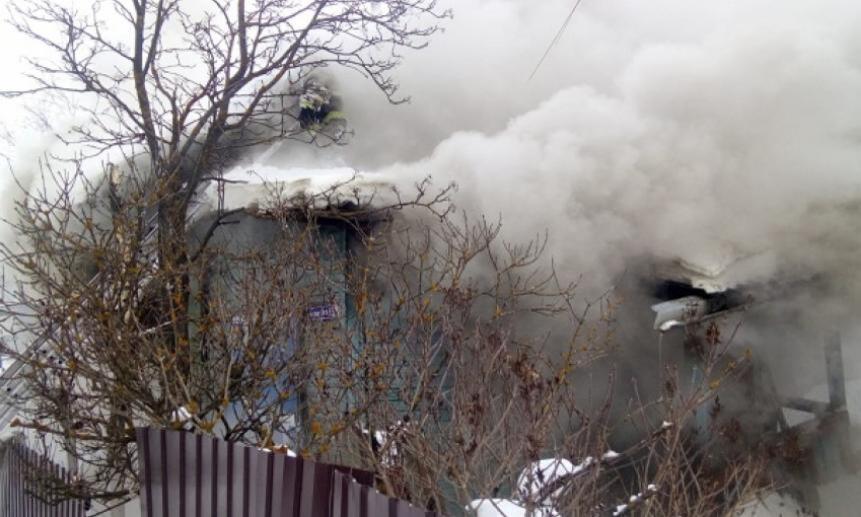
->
137, 427, 439, 517
329, 470, 436, 517
0, 441, 86, 517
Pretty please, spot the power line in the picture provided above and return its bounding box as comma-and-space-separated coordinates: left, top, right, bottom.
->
529, 0, 586, 81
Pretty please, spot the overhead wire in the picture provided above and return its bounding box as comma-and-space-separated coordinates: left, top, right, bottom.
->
528, 0, 586, 81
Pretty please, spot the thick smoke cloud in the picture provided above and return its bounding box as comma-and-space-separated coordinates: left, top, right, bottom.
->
282, 0, 861, 298
3, 0, 861, 388
10, 0, 861, 302
262, 0, 861, 401
386, 28, 861, 290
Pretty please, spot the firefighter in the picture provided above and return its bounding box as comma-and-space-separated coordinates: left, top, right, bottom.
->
298, 80, 331, 129
297, 79, 346, 133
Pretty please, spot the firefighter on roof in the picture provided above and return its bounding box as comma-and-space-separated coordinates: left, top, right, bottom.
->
297, 79, 345, 132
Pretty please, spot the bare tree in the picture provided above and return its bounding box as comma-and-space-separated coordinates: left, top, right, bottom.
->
1, 0, 449, 366
0, 159, 457, 502
0, 0, 450, 505
0, 159, 772, 514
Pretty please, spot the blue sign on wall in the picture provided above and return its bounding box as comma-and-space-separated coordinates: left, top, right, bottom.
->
308, 303, 339, 322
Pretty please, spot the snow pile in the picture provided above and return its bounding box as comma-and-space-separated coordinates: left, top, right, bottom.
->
470, 456, 659, 516
468, 456, 609, 516
466, 499, 559, 517
734, 491, 807, 516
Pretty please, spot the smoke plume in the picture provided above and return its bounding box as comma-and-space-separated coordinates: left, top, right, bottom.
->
258, 0, 861, 459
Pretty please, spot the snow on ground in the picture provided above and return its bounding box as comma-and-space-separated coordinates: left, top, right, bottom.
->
466, 499, 559, 517
465, 457, 591, 516
734, 492, 808, 516
467, 456, 623, 516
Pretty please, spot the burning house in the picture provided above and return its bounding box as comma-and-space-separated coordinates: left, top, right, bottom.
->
1, 0, 861, 513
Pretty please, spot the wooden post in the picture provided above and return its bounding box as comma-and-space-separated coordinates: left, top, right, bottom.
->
825, 333, 846, 412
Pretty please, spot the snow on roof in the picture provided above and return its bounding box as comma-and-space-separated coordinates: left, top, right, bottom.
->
195, 160, 397, 218
656, 250, 777, 294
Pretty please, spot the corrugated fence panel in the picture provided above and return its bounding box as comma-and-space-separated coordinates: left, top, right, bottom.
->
137, 428, 440, 517
329, 471, 436, 517
0, 442, 85, 517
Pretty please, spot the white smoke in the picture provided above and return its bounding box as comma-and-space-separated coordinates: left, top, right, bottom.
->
5, 0, 861, 367
12, 0, 861, 297
249, 1, 861, 430
268, 0, 861, 298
